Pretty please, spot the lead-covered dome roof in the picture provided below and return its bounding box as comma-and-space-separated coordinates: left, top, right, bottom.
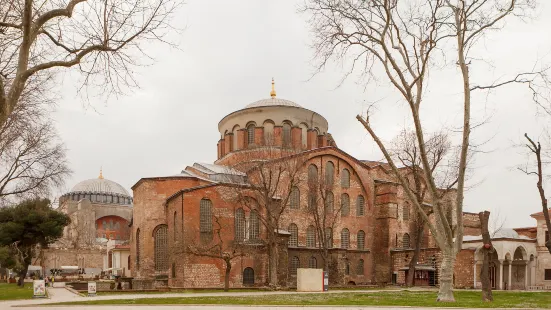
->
244, 98, 302, 109
71, 178, 130, 197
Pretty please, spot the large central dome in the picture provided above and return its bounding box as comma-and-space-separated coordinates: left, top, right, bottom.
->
244, 98, 302, 109
71, 178, 130, 196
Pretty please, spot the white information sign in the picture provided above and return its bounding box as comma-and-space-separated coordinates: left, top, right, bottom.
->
33, 280, 46, 298
87, 281, 97, 297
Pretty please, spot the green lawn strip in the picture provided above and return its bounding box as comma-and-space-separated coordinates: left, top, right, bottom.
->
92, 288, 263, 295
0, 283, 34, 301
45, 291, 551, 308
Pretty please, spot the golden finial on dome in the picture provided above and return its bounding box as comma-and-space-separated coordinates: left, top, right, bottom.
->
99, 167, 104, 179
270, 78, 276, 98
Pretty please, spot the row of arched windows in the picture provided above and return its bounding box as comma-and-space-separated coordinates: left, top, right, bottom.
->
289, 186, 365, 216
288, 224, 366, 250
234, 121, 318, 150
289, 256, 365, 276
67, 193, 132, 205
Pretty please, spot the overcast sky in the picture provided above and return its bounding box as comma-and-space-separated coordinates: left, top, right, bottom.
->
52, 0, 551, 229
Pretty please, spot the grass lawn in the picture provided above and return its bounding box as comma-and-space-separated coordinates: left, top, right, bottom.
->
0, 282, 34, 301
91, 288, 264, 295
48, 290, 551, 308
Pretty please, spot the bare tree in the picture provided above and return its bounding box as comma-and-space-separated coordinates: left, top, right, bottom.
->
0, 101, 70, 205
0, 0, 180, 127
230, 144, 308, 288
519, 133, 551, 254
478, 210, 494, 302
186, 215, 244, 292
304, 0, 542, 301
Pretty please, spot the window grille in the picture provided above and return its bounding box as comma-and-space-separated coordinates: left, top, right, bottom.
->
341, 169, 350, 188
403, 233, 411, 248
357, 259, 365, 275
325, 191, 334, 212
282, 123, 292, 146
235, 208, 245, 241
308, 256, 317, 269
341, 193, 350, 216
356, 195, 365, 216
247, 125, 255, 146
325, 161, 334, 186
288, 223, 298, 247
341, 228, 350, 249
357, 230, 365, 250
308, 164, 318, 187
403, 204, 410, 221
249, 210, 259, 240
306, 225, 316, 247
154, 225, 168, 271
290, 187, 300, 209
308, 193, 317, 211
345, 259, 350, 275
325, 228, 333, 248
243, 267, 255, 285
290, 256, 300, 275
200, 199, 213, 242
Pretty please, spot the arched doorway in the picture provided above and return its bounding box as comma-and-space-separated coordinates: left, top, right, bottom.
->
243, 267, 254, 286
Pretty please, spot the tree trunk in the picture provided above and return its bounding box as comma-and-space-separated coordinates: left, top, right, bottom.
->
479, 211, 493, 302
268, 241, 279, 287
437, 249, 456, 302
224, 259, 231, 292
17, 265, 28, 287
406, 223, 424, 287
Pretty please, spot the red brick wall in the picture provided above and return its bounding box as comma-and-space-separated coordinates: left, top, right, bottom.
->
96, 215, 130, 240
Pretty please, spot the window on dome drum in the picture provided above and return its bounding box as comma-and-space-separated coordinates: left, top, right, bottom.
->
356, 195, 365, 216
357, 230, 365, 250
288, 223, 298, 247
341, 169, 350, 188
325, 191, 334, 212
136, 229, 140, 269
247, 124, 255, 146
341, 193, 350, 216
341, 228, 350, 249
154, 225, 168, 271
403, 233, 410, 248
249, 210, 259, 240
290, 187, 300, 209
283, 123, 292, 147
200, 199, 213, 242
243, 267, 255, 285
290, 256, 300, 276
325, 161, 334, 186
235, 208, 245, 242
403, 204, 410, 221
308, 256, 317, 269
325, 228, 333, 248
357, 259, 364, 275
306, 225, 316, 247
308, 164, 318, 187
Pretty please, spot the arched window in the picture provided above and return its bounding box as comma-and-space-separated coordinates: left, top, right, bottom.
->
243, 267, 254, 285
308, 256, 317, 269
288, 223, 298, 247
136, 228, 140, 269
357, 259, 364, 275
300, 123, 308, 148
282, 123, 292, 147
308, 193, 317, 211
357, 230, 365, 250
341, 193, 350, 216
232, 125, 240, 151
249, 210, 259, 240
403, 204, 410, 221
403, 233, 410, 248
325, 191, 334, 212
290, 256, 300, 275
341, 228, 350, 249
235, 208, 245, 242
290, 187, 300, 210
306, 225, 316, 247
308, 164, 318, 187
341, 169, 350, 188
325, 227, 333, 248
263, 121, 274, 145
200, 199, 213, 242
247, 124, 255, 146
325, 161, 334, 186
356, 195, 365, 216
173, 211, 177, 239
345, 259, 350, 275
154, 225, 168, 271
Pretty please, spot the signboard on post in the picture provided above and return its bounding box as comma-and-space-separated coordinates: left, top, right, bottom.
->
87, 281, 97, 297
33, 280, 46, 298
323, 271, 329, 291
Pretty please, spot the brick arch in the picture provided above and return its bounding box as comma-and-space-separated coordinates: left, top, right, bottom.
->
96, 215, 130, 240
